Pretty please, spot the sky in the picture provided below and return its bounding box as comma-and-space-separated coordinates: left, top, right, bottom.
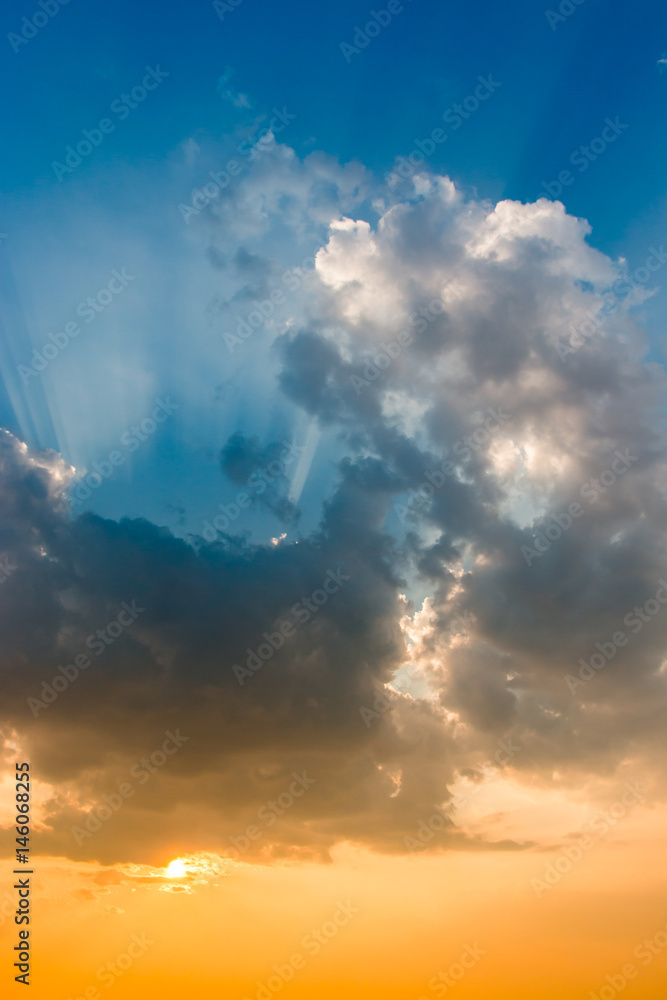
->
2, 0, 667, 997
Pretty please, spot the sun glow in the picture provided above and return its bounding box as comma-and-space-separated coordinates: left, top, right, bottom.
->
165, 859, 187, 878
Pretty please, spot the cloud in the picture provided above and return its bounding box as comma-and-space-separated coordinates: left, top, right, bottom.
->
1, 140, 666, 865
216, 67, 252, 109
219, 431, 301, 524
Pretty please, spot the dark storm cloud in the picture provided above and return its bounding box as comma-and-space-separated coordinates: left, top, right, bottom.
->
2, 156, 667, 866
0, 432, 476, 864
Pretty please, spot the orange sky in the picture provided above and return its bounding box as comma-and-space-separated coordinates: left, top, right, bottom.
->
4, 793, 667, 999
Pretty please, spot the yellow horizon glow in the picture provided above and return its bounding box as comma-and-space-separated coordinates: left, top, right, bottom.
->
3, 814, 667, 1000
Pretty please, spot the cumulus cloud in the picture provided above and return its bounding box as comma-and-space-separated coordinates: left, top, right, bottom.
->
1, 138, 666, 865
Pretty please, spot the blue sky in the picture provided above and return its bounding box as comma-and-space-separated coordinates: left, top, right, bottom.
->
6, 0, 667, 889
2, 0, 667, 540
3, 0, 666, 234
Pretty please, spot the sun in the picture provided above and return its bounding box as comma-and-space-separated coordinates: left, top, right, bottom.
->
165, 859, 188, 878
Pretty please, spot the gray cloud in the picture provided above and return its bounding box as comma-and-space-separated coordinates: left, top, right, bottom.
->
2, 150, 666, 865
